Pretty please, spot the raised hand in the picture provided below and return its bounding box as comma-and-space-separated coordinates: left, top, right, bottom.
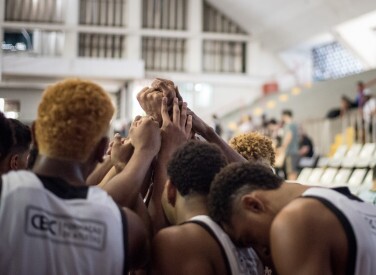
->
136, 79, 183, 125
161, 97, 192, 149
129, 116, 161, 156
110, 134, 134, 172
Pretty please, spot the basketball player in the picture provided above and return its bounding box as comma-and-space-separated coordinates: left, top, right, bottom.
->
209, 162, 376, 275
0, 79, 149, 275
152, 103, 263, 275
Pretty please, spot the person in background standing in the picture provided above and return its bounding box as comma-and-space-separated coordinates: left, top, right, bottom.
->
279, 110, 299, 180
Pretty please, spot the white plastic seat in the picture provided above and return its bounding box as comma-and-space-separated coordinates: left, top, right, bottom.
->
320, 168, 338, 187
359, 143, 376, 158
328, 145, 348, 167
341, 144, 363, 168
332, 168, 352, 187
307, 168, 325, 186
317, 157, 329, 168
347, 169, 368, 194
297, 168, 313, 183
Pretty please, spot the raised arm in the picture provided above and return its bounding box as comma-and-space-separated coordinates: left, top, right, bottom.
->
188, 109, 246, 163
149, 97, 192, 233
102, 117, 161, 209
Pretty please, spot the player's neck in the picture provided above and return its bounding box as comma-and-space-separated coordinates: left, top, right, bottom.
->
175, 195, 209, 224
32, 155, 89, 187
264, 182, 310, 214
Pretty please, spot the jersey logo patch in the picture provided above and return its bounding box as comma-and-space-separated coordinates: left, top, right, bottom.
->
25, 205, 107, 251
363, 214, 376, 234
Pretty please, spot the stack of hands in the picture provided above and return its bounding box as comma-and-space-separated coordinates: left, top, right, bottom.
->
107, 78, 197, 172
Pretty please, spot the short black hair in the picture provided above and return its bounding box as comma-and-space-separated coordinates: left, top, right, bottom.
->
268, 119, 277, 125
0, 112, 14, 162
282, 110, 293, 117
167, 140, 227, 196
8, 119, 32, 153
208, 162, 283, 225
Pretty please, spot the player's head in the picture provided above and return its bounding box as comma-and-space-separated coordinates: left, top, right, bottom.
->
35, 79, 114, 169
281, 110, 293, 123
208, 162, 283, 247
0, 112, 14, 174
229, 132, 275, 167
3, 119, 32, 171
162, 140, 227, 225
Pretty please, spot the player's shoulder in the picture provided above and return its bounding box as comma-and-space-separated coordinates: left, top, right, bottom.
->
153, 222, 219, 255
154, 222, 211, 244
271, 197, 335, 237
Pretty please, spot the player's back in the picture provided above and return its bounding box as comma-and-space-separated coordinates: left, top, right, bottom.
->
152, 221, 229, 275
302, 187, 376, 275
0, 171, 127, 275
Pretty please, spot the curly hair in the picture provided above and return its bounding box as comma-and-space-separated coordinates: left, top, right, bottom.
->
208, 162, 283, 225
35, 79, 114, 162
229, 132, 275, 166
0, 112, 13, 162
167, 140, 227, 196
8, 119, 31, 153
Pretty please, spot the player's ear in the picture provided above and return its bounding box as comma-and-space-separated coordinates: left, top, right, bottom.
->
242, 194, 265, 213
166, 180, 177, 207
10, 154, 18, 170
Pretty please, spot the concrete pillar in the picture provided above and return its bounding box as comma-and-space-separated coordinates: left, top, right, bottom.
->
126, 0, 142, 60
63, 0, 79, 58
186, 0, 202, 73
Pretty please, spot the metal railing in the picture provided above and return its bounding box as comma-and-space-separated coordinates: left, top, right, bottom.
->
302, 109, 376, 156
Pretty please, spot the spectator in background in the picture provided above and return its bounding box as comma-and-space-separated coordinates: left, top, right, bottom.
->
266, 119, 282, 146
211, 114, 223, 136
0, 119, 32, 174
0, 112, 14, 175
299, 127, 314, 158
355, 81, 368, 108
363, 89, 376, 136
279, 110, 299, 180
340, 95, 356, 116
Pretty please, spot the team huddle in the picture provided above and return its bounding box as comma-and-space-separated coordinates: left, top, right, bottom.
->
0, 78, 375, 275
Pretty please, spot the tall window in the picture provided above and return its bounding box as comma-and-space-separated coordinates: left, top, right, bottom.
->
79, 0, 127, 27
3, 30, 64, 57
312, 42, 364, 81
142, 0, 187, 30
203, 1, 246, 34
5, 0, 64, 23
203, 40, 246, 73
78, 33, 125, 58
142, 37, 186, 71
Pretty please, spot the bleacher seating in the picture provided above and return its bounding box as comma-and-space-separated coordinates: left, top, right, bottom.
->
328, 145, 348, 167
296, 142, 375, 203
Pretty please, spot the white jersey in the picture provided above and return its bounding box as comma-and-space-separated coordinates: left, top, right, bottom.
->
188, 215, 264, 275
0, 171, 127, 275
302, 187, 376, 275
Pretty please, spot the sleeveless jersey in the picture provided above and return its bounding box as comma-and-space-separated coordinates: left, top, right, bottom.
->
0, 171, 127, 275
188, 215, 264, 275
302, 187, 376, 275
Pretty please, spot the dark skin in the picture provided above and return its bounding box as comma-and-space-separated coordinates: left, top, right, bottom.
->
152, 223, 228, 275
227, 183, 348, 275
270, 198, 348, 275
31, 125, 149, 270
149, 97, 192, 233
